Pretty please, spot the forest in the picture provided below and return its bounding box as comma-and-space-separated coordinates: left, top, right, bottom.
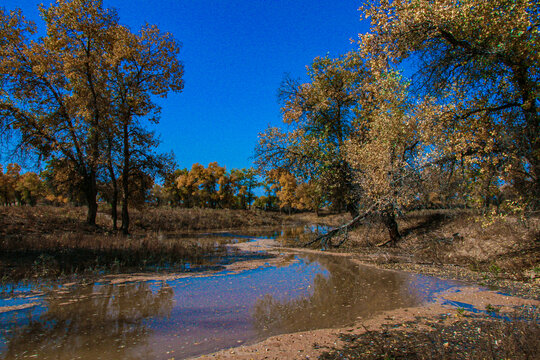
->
2, 0, 538, 239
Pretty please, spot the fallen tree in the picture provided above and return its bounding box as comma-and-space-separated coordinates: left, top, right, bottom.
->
304, 203, 378, 249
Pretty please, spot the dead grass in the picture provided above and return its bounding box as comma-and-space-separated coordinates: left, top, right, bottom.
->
0, 204, 324, 236
400, 210, 539, 277
129, 207, 302, 232
0, 204, 305, 282
342, 209, 539, 279
0, 230, 240, 282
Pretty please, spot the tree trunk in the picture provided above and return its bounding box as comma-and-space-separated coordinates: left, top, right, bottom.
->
524, 106, 540, 209
305, 203, 377, 248
121, 193, 129, 235
514, 66, 540, 209
105, 134, 119, 230
120, 119, 130, 235
85, 171, 98, 226
346, 201, 359, 218
111, 189, 118, 230
381, 206, 400, 247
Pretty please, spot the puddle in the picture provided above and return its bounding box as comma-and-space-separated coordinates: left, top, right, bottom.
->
0, 230, 464, 360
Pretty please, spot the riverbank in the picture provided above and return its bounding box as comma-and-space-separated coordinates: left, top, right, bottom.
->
198, 290, 540, 360
1, 205, 538, 359
196, 289, 539, 360
342, 209, 539, 301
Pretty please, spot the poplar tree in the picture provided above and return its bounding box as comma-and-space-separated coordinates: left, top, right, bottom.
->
1, 1, 183, 228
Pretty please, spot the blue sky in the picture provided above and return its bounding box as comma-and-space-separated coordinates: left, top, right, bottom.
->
4, 0, 369, 171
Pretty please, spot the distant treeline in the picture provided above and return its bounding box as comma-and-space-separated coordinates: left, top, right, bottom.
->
0, 161, 323, 214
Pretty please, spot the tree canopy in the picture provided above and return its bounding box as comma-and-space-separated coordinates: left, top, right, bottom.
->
359, 0, 539, 208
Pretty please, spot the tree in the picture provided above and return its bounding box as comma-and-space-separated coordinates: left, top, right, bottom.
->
0, 1, 119, 224
218, 171, 236, 209
252, 173, 279, 211
41, 158, 85, 205
299, 0, 540, 248
106, 23, 183, 234
194, 162, 226, 208
268, 168, 298, 213
0, 163, 21, 205
295, 180, 324, 215
0, 8, 35, 142
163, 168, 188, 206
14, 171, 43, 205
149, 183, 166, 207
0, 1, 183, 230
345, 69, 424, 245
255, 53, 366, 216
230, 167, 259, 209
242, 167, 259, 209
359, 0, 540, 209
176, 164, 203, 208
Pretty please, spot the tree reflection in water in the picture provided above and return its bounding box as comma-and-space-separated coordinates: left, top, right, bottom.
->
0, 248, 460, 359
2, 281, 173, 360
252, 254, 421, 336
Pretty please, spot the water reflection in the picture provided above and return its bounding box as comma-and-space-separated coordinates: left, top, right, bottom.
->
225, 225, 330, 247
1, 281, 173, 359
252, 254, 419, 335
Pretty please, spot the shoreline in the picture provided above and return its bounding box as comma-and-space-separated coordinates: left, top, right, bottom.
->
191, 239, 539, 359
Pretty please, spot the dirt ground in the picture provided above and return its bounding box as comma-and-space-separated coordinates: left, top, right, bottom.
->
195, 292, 538, 360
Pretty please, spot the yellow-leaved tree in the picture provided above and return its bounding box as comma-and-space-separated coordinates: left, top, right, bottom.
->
255, 53, 365, 216
0, 1, 183, 230
359, 0, 539, 209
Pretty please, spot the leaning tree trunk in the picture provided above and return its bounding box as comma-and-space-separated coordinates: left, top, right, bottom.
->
305, 202, 402, 249
305, 203, 377, 249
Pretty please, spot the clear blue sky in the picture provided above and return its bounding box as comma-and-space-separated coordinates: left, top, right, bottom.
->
4, 0, 369, 171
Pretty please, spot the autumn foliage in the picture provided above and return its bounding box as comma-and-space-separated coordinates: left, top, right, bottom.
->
1, 0, 538, 243
157, 163, 259, 210
256, 0, 539, 245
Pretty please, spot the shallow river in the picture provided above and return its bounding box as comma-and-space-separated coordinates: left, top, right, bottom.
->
0, 227, 463, 359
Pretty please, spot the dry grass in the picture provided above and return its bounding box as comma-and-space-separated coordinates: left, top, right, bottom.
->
0, 230, 239, 282
129, 206, 299, 232
400, 210, 539, 276
0, 204, 305, 282
0, 204, 314, 235
342, 209, 539, 280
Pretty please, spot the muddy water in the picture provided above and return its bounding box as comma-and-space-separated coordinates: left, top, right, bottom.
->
0, 229, 462, 359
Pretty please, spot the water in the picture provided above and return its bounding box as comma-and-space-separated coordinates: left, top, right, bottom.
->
0, 229, 463, 359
